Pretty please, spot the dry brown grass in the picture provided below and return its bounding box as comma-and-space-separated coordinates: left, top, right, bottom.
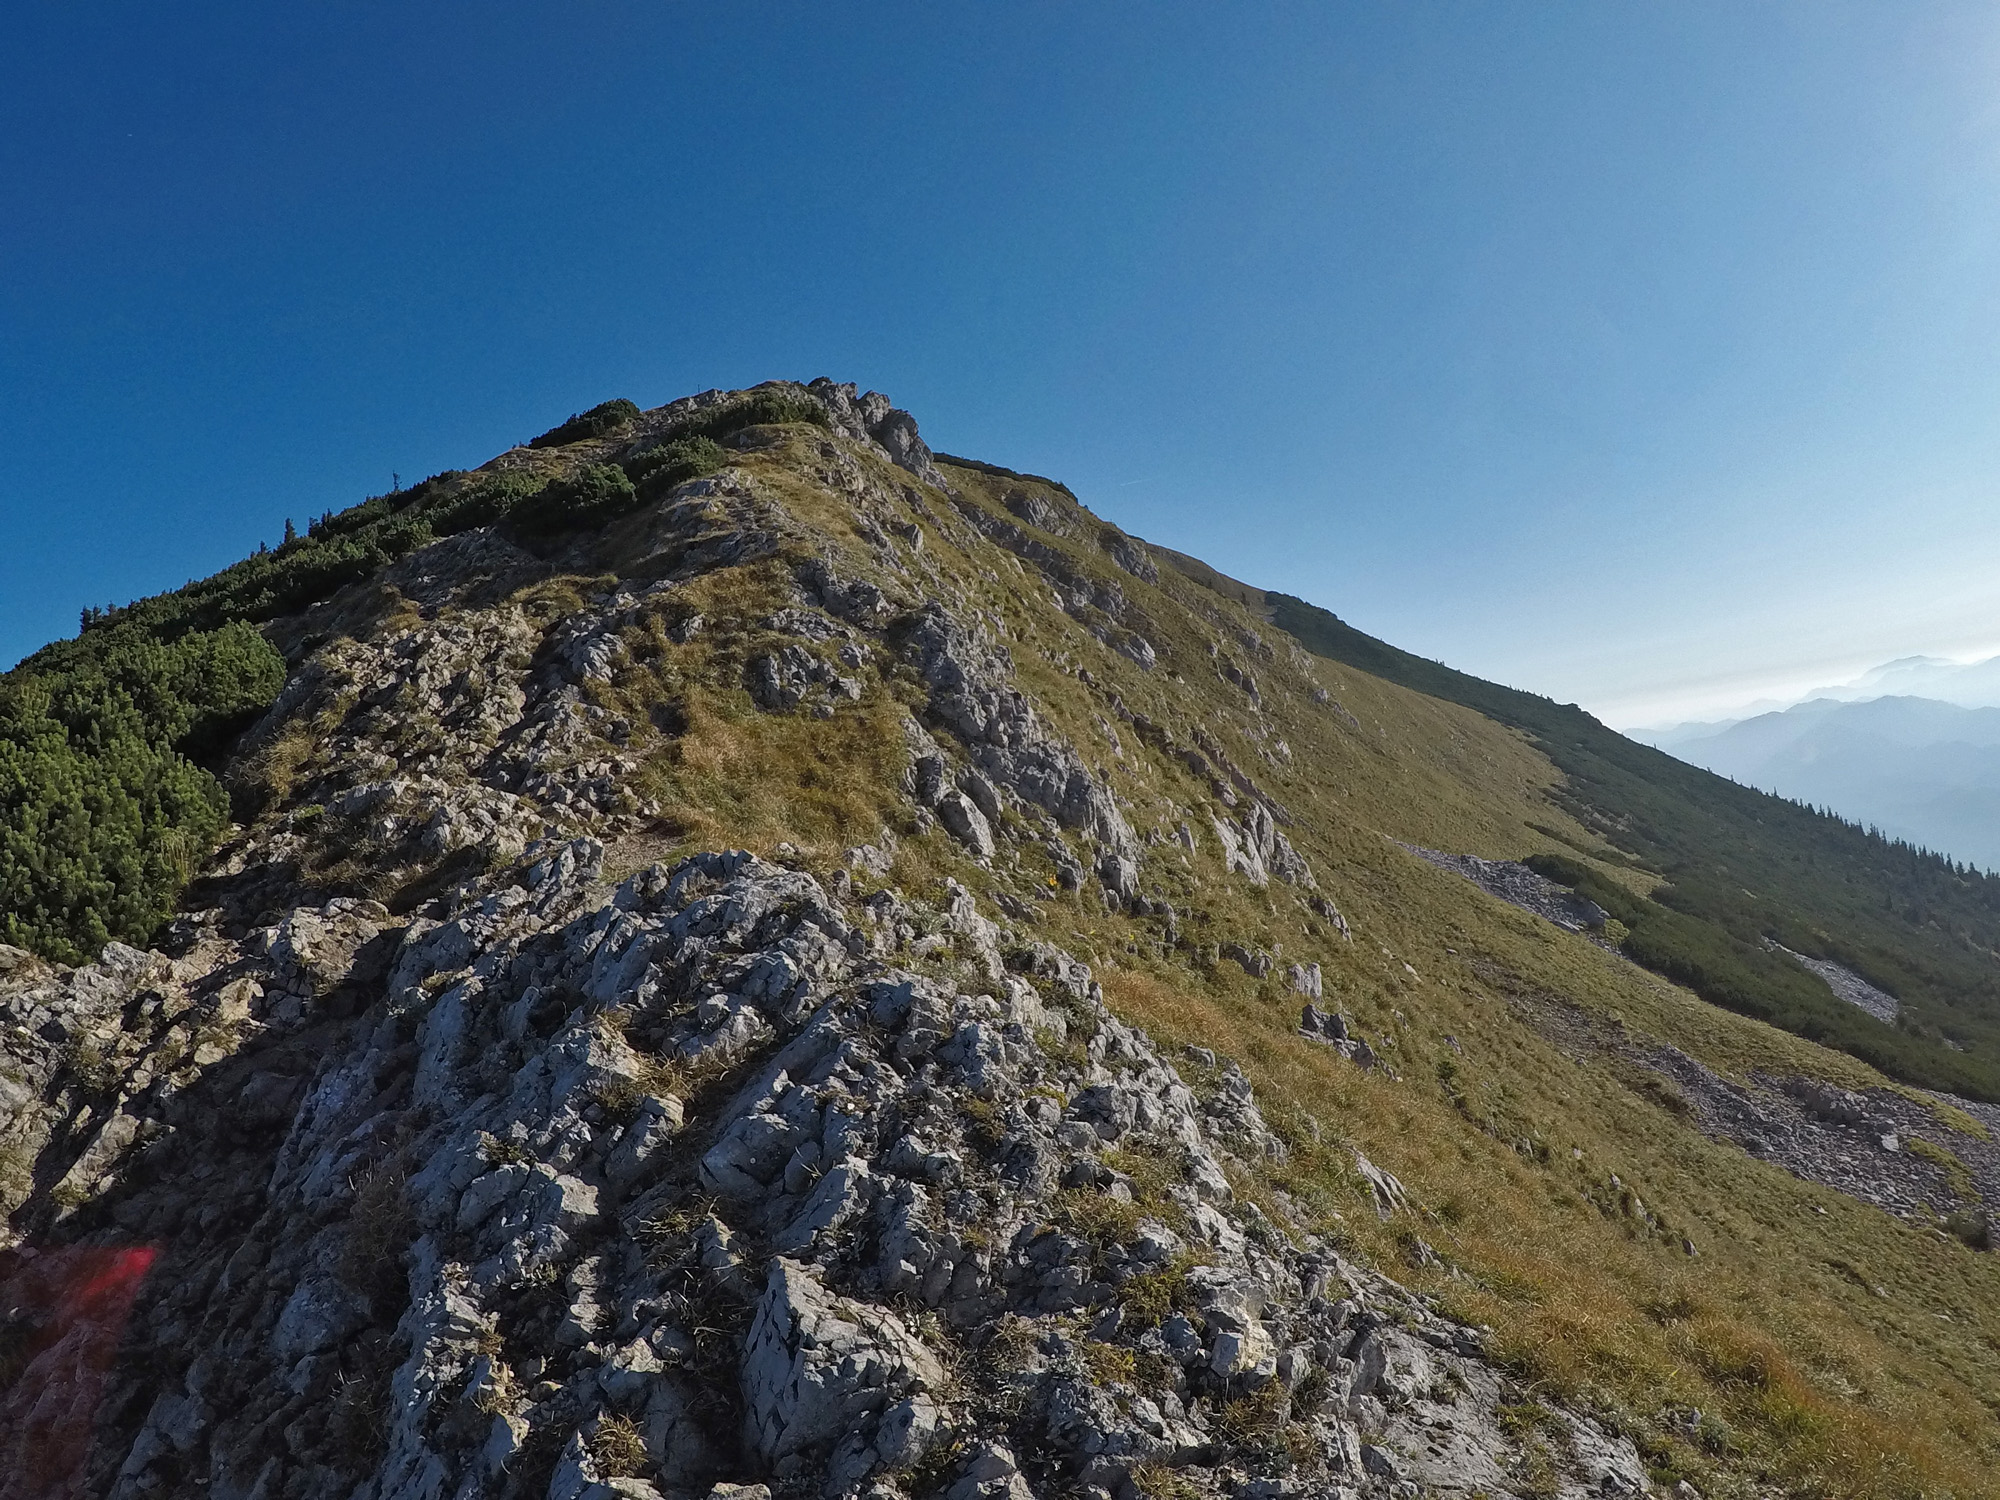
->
588, 1413, 647, 1477
841, 454, 2000, 1498
1099, 962, 1997, 1499
338, 1168, 416, 1318
234, 686, 358, 817
627, 682, 910, 858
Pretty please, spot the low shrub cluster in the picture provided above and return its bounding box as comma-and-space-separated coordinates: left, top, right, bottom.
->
674, 387, 829, 442
526, 386, 827, 453
508, 464, 638, 535
528, 398, 642, 449
418, 471, 540, 538
0, 621, 285, 961
623, 435, 727, 495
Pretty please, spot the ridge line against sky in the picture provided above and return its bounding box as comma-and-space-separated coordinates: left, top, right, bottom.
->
8, 2, 2000, 733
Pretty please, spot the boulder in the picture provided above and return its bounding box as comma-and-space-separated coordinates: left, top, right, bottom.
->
1222, 942, 1273, 978
740, 1259, 944, 1490
936, 790, 996, 858
606, 1094, 684, 1187
1097, 853, 1140, 905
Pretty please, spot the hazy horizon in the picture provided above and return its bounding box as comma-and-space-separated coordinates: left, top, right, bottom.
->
1606, 647, 2000, 733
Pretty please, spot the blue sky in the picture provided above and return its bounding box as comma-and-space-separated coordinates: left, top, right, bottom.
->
8, 2, 2000, 727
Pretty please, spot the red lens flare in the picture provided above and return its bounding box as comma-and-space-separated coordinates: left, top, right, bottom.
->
0, 1245, 158, 1500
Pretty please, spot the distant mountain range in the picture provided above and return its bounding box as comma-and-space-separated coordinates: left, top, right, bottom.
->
1645, 651, 2000, 746
1638, 693, 2000, 870
1823, 652, 2000, 707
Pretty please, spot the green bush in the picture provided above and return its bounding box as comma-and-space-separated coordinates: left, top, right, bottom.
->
422, 470, 542, 537
61, 621, 287, 759
623, 435, 727, 495
507, 464, 639, 536
0, 623, 286, 961
206, 523, 438, 623
528, 398, 643, 450
1522, 854, 1644, 924
676, 388, 828, 444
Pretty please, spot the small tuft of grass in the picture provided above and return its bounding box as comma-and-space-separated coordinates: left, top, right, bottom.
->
960, 1096, 1008, 1152
1210, 1380, 1290, 1451
1128, 1460, 1206, 1500
589, 1414, 647, 1478
338, 1168, 415, 1318
481, 1133, 533, 1168
1079, 1339, 1137, 1386
61, 1036, 122, 1096
1117, 1253, 1205, 1332
1641, 1288, 1703, 1326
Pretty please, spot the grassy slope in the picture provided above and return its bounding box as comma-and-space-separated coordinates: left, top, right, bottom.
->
1256, 592, 2000, 1099
905, 458, 2000, 1499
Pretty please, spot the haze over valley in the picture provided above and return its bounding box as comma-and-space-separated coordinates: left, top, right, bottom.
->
1638, 653, 2000, 871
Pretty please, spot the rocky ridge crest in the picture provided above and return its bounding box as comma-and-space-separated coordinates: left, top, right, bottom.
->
0, 381, 1667, 1500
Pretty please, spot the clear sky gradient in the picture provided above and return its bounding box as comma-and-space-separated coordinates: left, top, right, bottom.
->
8, 2, 2000, 728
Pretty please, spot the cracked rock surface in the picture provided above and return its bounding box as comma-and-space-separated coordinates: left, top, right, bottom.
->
3, 847, 1647, 1500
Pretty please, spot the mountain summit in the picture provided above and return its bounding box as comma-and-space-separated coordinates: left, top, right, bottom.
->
2, 382, 1997, 1500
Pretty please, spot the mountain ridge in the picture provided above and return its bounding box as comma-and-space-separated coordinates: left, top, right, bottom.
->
1189, 579, 2000, 1093
0, 380, 1996, 1500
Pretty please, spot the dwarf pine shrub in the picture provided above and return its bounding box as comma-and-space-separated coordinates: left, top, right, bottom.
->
508, 463, 638, 536
0, 621, 285, 961
678, 388, 828, 444
623, 435, 727, 495
528, 398, 643, 449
